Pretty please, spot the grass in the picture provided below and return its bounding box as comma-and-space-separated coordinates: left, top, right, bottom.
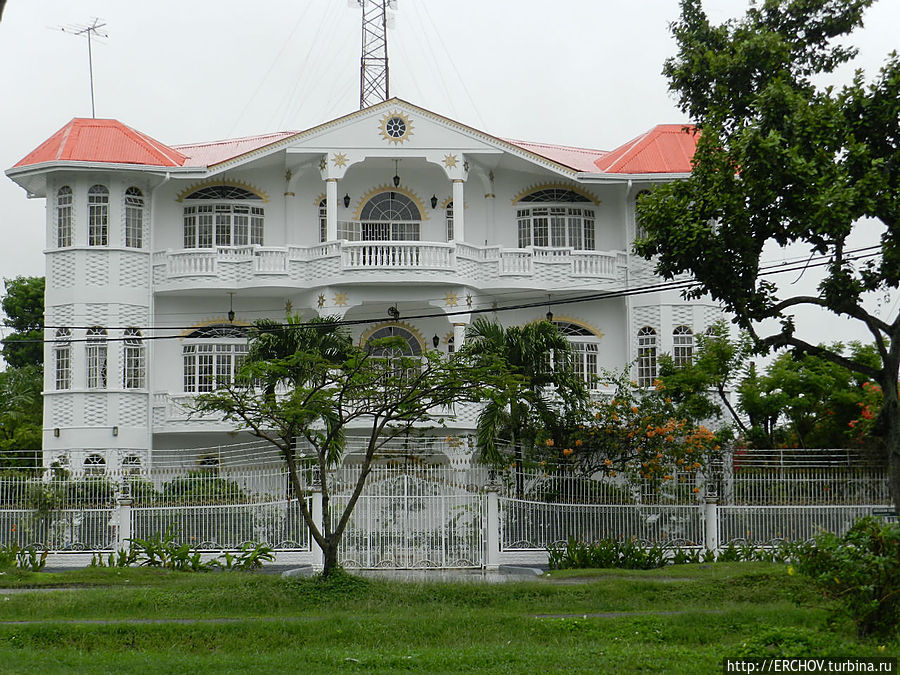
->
0, 563, 895, 673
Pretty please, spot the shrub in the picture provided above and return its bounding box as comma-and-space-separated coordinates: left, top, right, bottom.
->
793, 516, 900, 638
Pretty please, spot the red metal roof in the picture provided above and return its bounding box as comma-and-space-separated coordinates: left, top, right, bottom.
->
13, 118, 187, 168
502, 139, 610, 173
173, 131, 299, 168
593, 124, 698, 174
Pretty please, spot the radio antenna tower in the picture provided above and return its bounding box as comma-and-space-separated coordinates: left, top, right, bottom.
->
60, 18, 108, 118
356, 1, 395, 109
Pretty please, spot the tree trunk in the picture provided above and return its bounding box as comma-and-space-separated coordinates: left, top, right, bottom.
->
880, 377, 900, 518
321, 540, 340, 579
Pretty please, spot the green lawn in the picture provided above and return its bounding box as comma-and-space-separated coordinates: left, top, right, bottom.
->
0, 563, 894, 674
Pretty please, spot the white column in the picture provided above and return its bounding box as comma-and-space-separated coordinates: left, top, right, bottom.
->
453, 322, 467, 349
326, 179, 338, 241
485, 485, 501, 570
704, 496, 719, 553
116, 494, 133, 551
452, 179, 465, 243
311, 487, 324, 570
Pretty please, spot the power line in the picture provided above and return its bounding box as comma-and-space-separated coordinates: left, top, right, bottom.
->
15, 248, 883, 345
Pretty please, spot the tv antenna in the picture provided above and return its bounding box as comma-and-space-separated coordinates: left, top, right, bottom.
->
353, 1, 397, 109
59, 18, 108, 118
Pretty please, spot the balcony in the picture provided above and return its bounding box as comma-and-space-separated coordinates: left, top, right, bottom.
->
152, 239, 628, 292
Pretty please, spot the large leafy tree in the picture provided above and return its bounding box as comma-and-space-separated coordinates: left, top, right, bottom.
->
636, 0, 900, 513
463, 319, 587, 495
192, 315, 485, 578
0, 364, 42, 468
2, 276, 45, 369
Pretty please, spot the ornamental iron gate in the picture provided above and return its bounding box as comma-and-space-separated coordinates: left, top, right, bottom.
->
334, 470, 484, 569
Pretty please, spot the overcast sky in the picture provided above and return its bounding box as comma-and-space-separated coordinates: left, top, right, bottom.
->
0, 0, 896, 347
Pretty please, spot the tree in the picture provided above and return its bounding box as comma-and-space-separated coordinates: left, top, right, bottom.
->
635, 0, 900, 514
192, 316, 485, 578
463, 318, 588, 495
0, 364, 42, 468
2, 276, 45, 369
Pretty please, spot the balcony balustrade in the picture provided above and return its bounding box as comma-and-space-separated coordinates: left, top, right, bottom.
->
153, 237, 627, 290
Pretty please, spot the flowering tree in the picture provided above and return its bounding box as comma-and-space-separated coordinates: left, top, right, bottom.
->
538, 370, 721, 497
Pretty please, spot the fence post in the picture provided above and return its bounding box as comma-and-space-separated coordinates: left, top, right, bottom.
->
310, 485, 324, 570
484, 483, 501, 570
704, 496, 719, 553
116, 491, 133, 552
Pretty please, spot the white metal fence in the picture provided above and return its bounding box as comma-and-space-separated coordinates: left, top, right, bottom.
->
0, 463, 894, 566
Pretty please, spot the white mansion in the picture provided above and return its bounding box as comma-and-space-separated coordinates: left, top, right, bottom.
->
6, 98, 718, 471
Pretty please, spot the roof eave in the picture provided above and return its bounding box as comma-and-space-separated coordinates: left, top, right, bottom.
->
576, 171, 692, 183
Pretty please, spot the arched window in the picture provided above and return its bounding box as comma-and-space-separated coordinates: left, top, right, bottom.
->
342, 191, 421, 241
86, 327, 108, 389
83, 453, 106, 476
88, 185, 109, 246
318, 198, 327, 243
637, 327, 657, 387
364, 324, 422, 382
516, 189, 594, 249
124, 187, 144, 248
673, 325, 694, 368
445, 201, 454, 242
56, 186, 73, 248
553, 321, 601, 389
183, 185, 264, 249
635, 190, 651, 240
123, 328, 145, 389
122, 455, 142, 475
183, 324, 248, 393
54, 328, 71, 390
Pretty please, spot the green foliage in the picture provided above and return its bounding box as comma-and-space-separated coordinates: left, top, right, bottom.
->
160, 472, 248, 506
793, 516, 900, 638
635, 0, 900, 508
209, 542, 276, 571
1, 276, 44, 369
0, 364, 42, 468
0, 543, 48, 573
551, 368, 721, 490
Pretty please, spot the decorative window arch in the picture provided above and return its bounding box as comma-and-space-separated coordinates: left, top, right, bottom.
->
124, 187, 144, 248
123, 328, 145, 389
318, 198, 327, 243
552, 321, 601, 389
86, 327, 108, 389
341, 191, 421, 241
122, 455, 142, 475
54, 328, 71, 390
637, 327, 657, 387
84, 453, 106, 476
88, 184, 109, 246
182, 324, 249, 393
182, 185, 264, 249
516, 188, 595, 250
56, 186, 73, 248
364, 325, 423, 356
673, 325, 694, 368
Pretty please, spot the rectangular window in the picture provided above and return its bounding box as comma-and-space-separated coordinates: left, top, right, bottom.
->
55, 346, 71, 390
250, 207, 264, 245
57, 194, 73, 248
215, 205, 232, 247
233, 206, 249, 246
183, 346, 196, 392
125, 195, 144, 248
446, 205, 454, 242
532, 208, 549, 247
197, 345, 214, 392
549, 207, 566, 247
86, 343, 107, 389
198, 206, 214, 248
583, 210, 595, 250
183, 207, 197, 248
88, 200, 108, 246
517, 210, 530, 248
338, 221, 361, 241
123, 344, 145, 389
567, 209, 583, 250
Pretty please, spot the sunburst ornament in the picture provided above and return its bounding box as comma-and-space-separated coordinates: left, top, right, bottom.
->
318, 157, 327, 171
317, 294, 326, 309
466, 294, 473, 308
379, 111, 413, 144
445, 291, 460, 307
332, 153, 348, 168
333, 292, 348, 307
443, 154, 458, 168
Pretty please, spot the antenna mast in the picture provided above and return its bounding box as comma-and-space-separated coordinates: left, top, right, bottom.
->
357, 0, 392, 109
60, 18, 108, 119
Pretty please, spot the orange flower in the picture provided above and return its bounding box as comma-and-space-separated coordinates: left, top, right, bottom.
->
575, 439, 583, 447
562, 447, 574, 457
545, 439, 554, 447
663, 475, 673, 481
692, 487, 701, 493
